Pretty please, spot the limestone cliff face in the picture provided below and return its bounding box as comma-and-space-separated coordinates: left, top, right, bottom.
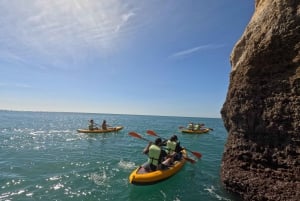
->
221, 0, 300, 200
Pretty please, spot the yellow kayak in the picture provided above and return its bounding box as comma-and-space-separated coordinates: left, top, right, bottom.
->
77, 126, 123, 133
129, 150, 187, 185
181, 128, 210, 134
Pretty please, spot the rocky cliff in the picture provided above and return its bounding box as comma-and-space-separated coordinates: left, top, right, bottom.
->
221, 0, 300, 200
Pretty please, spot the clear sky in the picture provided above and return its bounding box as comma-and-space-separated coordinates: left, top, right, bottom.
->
0, 0, 254, 118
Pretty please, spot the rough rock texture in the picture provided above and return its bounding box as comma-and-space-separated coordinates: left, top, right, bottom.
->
221, 0, 300, 200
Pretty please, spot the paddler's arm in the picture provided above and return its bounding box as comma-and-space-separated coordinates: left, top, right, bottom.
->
143, 142, 152, 154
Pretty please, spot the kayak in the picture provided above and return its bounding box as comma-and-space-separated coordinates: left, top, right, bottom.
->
129, 150, 187, 185
181, 128, 210, 134
77, 126, 123, 133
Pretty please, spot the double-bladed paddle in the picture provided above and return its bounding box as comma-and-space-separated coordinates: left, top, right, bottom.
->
146, 130, 202, 159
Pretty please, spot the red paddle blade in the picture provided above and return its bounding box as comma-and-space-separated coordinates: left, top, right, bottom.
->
128, 132, 142, 139
184, 157, 196, 164
191, 151, 202, 159
146, 130, 158, 137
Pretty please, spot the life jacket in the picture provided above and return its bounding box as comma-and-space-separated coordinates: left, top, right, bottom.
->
166, 140, 177, 154
88, 123, 94, 130
148, 144, 161, 166
187, 123, 193, 130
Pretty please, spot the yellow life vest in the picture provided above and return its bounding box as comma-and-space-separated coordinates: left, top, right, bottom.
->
148, 144, 161, 166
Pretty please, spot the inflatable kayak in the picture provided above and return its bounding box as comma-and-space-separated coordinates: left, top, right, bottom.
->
181, 128, 210, 134
129, 150, 187, 185
77, 126, 123, 133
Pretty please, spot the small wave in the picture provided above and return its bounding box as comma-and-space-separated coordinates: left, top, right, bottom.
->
33, 145, 45, 150
204, 185, 231, 201
26, 192, 33, 197
1, 128, 8, 133
13, 128, 24, 132
159, 190, 181, 201
0, 192, 10, 200
2, 179, 24, 188
118, 160, 136, 170
66, 138, 78, 142
51, 183, 64, 190
0, 189, 26, 199
49, 130, 71, 134
89, 171, 111, 186
64, 187, 92, 198
160, 190, 167, 198
48, 176, 62, 181
30, 131, 45, 135
70, 162, 90, 167
11, 179, 23, 185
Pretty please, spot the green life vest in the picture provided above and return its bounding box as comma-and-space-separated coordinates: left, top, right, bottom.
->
194, 124, 199, 130
167, 140, 177, 154
148, 144, 161, 166
187, 123, 193, 129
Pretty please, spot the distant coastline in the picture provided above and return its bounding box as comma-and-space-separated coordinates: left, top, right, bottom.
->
0, 109, 221, 119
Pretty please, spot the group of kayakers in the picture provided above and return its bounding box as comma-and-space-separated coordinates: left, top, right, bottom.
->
88, 119, 109, 130
142, 134, 183, 172
86, 119, 203, 175
187, 122, 207, 131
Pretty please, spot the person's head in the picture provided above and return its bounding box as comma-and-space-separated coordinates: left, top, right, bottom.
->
90, 119, 94, 123
103, 120, 106, 123
154, 138, 162, 146
170, 135, 178, 141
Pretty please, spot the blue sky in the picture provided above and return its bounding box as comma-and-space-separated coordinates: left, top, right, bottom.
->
0, 0, 254, 118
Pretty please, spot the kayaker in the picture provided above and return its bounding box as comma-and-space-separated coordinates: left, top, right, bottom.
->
187, 122, 194, 130
199, 123, 206, 130
143, 138, 171, 171
194, 123, 200, 130
101, 120, 107, 130
88, 119, 98, 130
166, 135, 183, 161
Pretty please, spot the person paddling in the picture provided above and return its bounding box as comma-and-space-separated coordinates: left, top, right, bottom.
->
88, 119, 98, 130
101, 120, 108, 130
165, 135, 183, 161
187, 122, 194, 130
143, 138, 171, 171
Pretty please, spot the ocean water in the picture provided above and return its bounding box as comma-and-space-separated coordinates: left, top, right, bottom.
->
0, 110, 240, 201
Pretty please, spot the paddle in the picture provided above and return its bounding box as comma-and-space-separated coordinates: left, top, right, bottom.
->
182, 155, 196, 164
129, 131, 151, 142
146, 130, 202, 159
129, 131, 196, 164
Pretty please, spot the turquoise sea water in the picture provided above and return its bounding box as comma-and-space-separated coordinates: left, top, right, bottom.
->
0, 110, 240, 201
